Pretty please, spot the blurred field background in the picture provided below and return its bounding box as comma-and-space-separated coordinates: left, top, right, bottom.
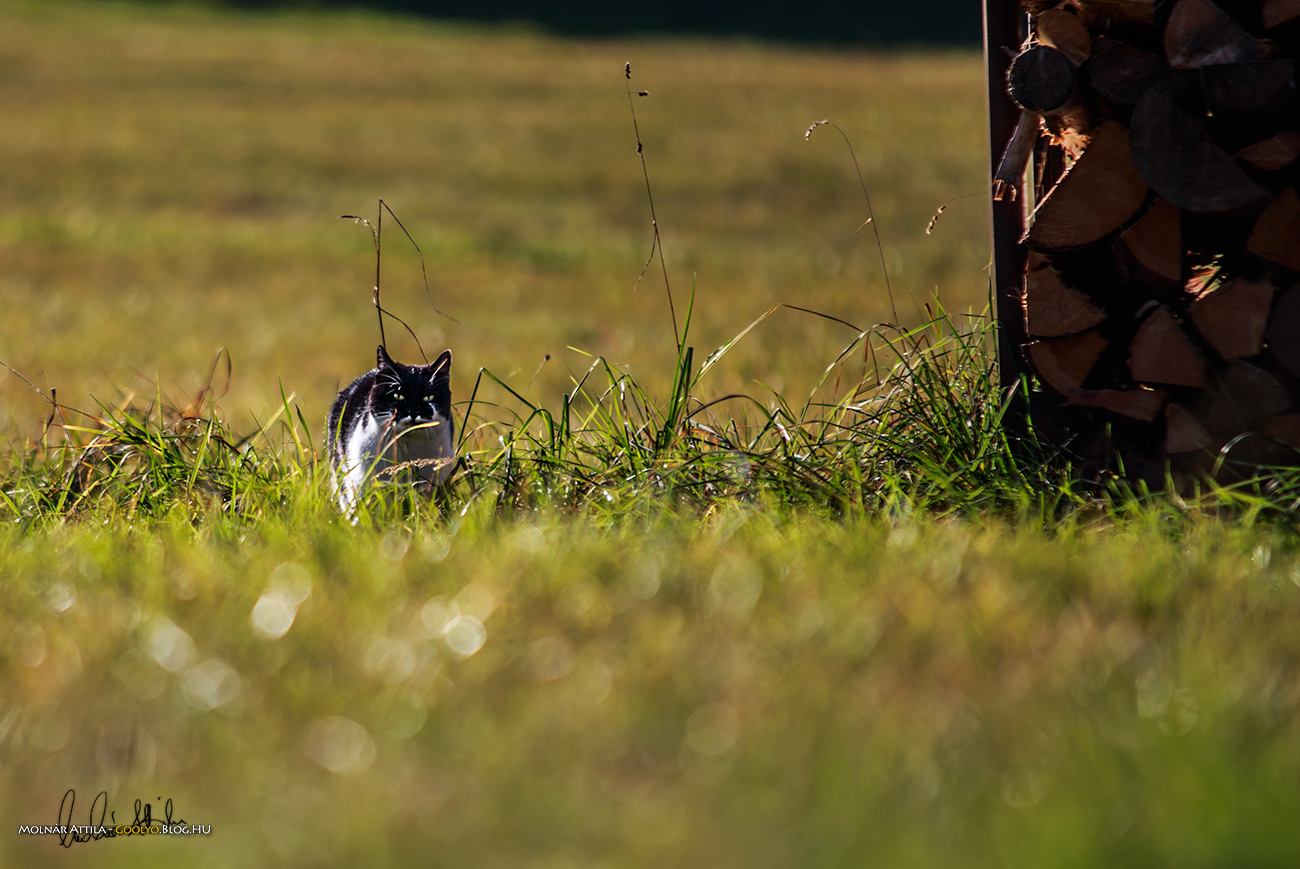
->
0, 0, 989, 440
14, 3, 1300, 869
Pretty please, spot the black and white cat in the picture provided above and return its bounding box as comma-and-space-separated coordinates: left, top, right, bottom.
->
327, 345, 455, 514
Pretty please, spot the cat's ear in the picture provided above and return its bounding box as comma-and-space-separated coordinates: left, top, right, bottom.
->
432, 349, 452, 378
377, 345, 394, 369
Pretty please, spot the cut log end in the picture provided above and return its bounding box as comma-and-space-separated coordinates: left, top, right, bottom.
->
1117, 200, 1182, 283
1025, 121, 1149, 250
1248, 189, 1300, 271
1070, 387, 1169, 421
1129, 306, 1209, 387
1008, 46, 1076, 114
1165, 0, 1274, 69
1264, 0, 1300, 29
1131, 84, 1271, 213
1188, 278, 1276, 360
1238, 133, 1300, 172
1036, 9, 1093, 67
1024, 263, 1107, 337
1267, 285, 1300, 375
1088, 37, 1166, 104
1027, 331, 1109, 395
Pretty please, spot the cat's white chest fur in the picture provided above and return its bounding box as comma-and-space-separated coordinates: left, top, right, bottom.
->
327, 346, 455, 515
334, 413, 454, 514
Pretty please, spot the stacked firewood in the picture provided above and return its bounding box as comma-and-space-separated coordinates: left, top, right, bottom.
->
1005, 0, 1300, 479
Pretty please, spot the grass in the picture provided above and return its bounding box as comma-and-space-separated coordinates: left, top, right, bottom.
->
0, 0, 989, 437
5, 1, 1300, 867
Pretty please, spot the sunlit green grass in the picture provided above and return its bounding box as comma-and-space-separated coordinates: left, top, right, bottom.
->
7, 500, 1300, 867
5, 2, 1300, 867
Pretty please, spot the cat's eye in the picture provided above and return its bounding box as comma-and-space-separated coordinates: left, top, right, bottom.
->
424, 394, 434, 403
392, 392, 404, 401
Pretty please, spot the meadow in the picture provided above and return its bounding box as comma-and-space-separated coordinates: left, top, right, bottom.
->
4, 1, 1300, 867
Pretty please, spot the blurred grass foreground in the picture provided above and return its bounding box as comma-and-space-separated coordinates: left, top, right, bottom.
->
5, 1, 1300, 868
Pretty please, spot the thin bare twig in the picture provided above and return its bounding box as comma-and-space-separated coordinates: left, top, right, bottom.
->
625, 62, 680, 351
806, 119, 899, 327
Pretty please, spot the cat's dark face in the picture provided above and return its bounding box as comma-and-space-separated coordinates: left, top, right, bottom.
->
370, 345, 452, 425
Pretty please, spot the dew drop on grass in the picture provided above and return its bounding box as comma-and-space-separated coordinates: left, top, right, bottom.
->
420, 597, 459, 638
443, 616, 487, 660
270, 562, 313, 604
513, 526, 545, 553
420, 534, 451, 564
13, 622, 48, 667
251, 591, 297, 640
304, 716, 375, 776
363, 637, 415, 685
169, 569, 198, 601
381, 531, 411, 562
627, 555, 663, 600
455, 583, 496, 620
145, 617, 197, 673
252, 563, 313, 640
181, 658, 244, 713
44, 581, 76, 613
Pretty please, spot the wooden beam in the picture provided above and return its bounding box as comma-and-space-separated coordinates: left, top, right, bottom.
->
985, 1, 1029, 404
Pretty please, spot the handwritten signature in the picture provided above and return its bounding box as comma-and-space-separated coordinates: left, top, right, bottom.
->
54, 789, 187, 848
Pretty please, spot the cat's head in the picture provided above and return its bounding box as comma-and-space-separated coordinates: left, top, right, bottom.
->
371, 345, 452, 425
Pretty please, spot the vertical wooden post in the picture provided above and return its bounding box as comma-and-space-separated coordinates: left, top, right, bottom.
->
983, 0, 1029, 413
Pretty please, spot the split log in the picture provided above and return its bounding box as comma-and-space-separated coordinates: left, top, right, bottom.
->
1008, 46, 1077, 114
1088, 37, 1166, 104
1036, 10, 1093, 67
1025, 121, 1148, 249
1238, 132, 1300, 171
1187, 277, 1275, 359
1027, 330, 1109, 394
1024, 263, 1107, 336
1070, 387, 1168, 421
994, 110, 1040, 202
1264, 0, 1300, 29
1116, 200, 1182, 284
1129, 306, 1209, 387
1165, 0, 1274, 69
1131, 84, 1271, 213
1072, 0, 1157, 26
1165, 403, 1214, 452
1248, 188, 1300, 271
1267, 285, 1300, 374
1197, 361, 1292, 431
1201, 60, 1296, 114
